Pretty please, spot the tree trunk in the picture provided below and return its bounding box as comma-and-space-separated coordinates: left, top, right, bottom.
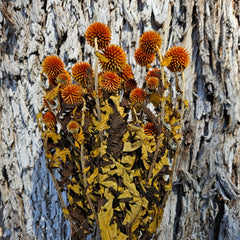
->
0, 0, 239, 239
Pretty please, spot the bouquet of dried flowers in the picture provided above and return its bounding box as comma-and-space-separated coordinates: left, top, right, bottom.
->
37, 22, 190, 239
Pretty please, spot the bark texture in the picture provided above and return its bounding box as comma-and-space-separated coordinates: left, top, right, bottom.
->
0, 0, 239, 240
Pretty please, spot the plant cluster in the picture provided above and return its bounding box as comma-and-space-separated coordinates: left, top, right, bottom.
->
37, 22, 190, 239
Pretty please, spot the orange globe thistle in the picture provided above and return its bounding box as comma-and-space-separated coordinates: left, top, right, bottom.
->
120, 64, 134, 81
146, 77, 159, 90
144, 122, 158, 136
135, 47, 155, 67
164, 46, 190, 72
146, 68, 161, 81
98, 44, 127, 73
85, 22, 111, 50
61, 84, 83, 105
139, 31, 162, 54
56, 70, 72, 86
67, 120, 80, 133
42, 111, 57, 128
101, 71, 121, 93
42, 55, 65, 78
130, 88, 146, 105
124, 79, 137, 92
71, 62, 93, 86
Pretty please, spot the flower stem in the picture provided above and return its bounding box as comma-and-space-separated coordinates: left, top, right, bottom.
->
94, 37, 101, 122
156, 46, 165, 125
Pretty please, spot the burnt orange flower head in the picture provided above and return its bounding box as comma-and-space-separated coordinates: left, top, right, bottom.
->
146, 77, 159, 91
124, 79, 137, 92
101, 71, 121, 93
71, 62, 93, 86
42, 55, 65, 79
61, 84, 83, 105
97, 44, 127, 73
120, 64, 134, 81
135, 47, 155, 67
130, 88, 146, 105
85, 22, 111, 50
56, 70, 72, 86
164, 46, 190, 72
139, 31, 162, 54
146, 68, 161, 81
42, 111, 57, 128
144, 122, 158, 136
67, 120, 80, 134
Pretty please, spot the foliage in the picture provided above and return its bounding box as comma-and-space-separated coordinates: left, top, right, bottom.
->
37, 22, 189, 239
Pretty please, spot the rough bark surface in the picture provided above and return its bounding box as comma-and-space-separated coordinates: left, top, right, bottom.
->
0, 0, 239, 240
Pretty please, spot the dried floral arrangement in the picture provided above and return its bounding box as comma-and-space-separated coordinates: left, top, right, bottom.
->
37, 22, 190, 239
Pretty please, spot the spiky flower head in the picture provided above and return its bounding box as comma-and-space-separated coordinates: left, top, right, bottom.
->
56, 70, 72, 86
139, 31, 162, 54
85, 22, 111, 50
98, 44, 127, 73
146, 68, 161, 81
124, 79, 137, 92
130, 88, 147, 105
61, 84, 83, 105
144, 122, 158, 136
135, 47, 155, 67
101, 71, 121, 93
71, 62, 93, 86
120, 64, 134, 81
42, 55, 65, 78
67, 120, 80, 134
164, 46, 190, 72
146, 77, 159, 91
42, 111, 57, 128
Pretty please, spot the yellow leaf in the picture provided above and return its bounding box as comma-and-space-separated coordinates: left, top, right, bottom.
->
42, 129, 61, 143
82, 166, 90, 174
161, 56, 172, 67
110, 95, 126, 118
118, 189, 132, 199
87, 167, 98, 185
68, 184, 81, 195
62, 208, 69, 216
96, 51, 109, 63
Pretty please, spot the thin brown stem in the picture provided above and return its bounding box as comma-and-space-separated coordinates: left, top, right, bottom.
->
146, 137, 162, 185
80, 100, 99, 226
156, 46, 165, 124
94, 37, 101, 122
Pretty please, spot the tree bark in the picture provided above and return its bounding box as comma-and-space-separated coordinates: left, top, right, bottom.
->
0, 0, 239, 240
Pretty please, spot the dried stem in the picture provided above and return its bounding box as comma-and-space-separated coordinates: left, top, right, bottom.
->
94, 37, 101, 122
169, 71, 186, 184
80, 100, 99, 226
46, 163, 79, 233
146, 136, 162, 185
156, 46, 165, 124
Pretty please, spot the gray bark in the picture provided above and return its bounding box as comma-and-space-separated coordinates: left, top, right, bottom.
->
0, 0, 239, 240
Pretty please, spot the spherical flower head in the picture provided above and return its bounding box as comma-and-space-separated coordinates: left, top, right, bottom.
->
146, 77, 159, 90
124, 79, 137, 92
56, 70, 72, 86
98, 44, 127, 73
101, 71, 121, 93
164, 46, 190, 72
135, 47, 155, 67
61, 84, 83, 105
85, 22, 111, 50
139, 31, 162, 54
67, 120, 80, 133
120, 64, 134, 81
144, 122, 158, 136
42, 111, 56, 128
42, 55, 65, 79
71, 62, 93, 86
146, 68, 161, 81
130, 88, 146, 105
